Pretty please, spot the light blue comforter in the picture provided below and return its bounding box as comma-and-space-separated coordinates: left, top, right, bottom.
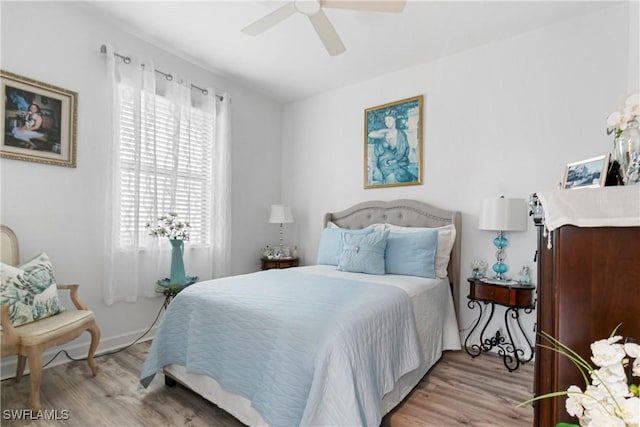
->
140, 269, 422, 427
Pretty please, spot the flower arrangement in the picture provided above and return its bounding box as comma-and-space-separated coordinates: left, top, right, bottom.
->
607, 94, 640, 138
470, 259, 488, 279
146, 212, 190, 240
521, 328, 640, 427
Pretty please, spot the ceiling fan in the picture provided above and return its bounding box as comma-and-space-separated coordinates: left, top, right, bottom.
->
242, 0, 407, 56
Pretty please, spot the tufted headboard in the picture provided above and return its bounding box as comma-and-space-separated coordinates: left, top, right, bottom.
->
323, 199, 461, 317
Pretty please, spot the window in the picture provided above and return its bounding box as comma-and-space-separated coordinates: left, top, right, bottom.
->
117, 83, 214, 248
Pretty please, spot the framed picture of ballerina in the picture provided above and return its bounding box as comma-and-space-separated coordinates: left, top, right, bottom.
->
364, 95, 423, 189
1, 70, 77, 167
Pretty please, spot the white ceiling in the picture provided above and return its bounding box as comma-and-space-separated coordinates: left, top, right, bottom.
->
79, 1, 616, 104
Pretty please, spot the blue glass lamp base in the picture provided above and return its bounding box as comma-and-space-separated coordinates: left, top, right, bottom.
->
492, 232, 509, 279
493, 262, 508, 276
493, 236, 508, 249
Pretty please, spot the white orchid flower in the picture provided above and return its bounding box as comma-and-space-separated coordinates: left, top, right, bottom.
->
618, 396, 640, 426
585, 406, 627, 427
591, 337, 626, 367
607, 93, 639, 135
566, 385, 586, 417
625, 93, 640, 109
607, 111, 624, 129
591, 363, 628, 386
625, 342, 640, 358
582, 385, 611, 411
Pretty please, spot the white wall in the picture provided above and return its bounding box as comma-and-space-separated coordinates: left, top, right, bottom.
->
0, 2, 282, 378
281, 3, 639, 347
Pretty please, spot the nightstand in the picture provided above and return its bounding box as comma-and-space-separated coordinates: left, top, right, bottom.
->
261, 257, 299, 270
464, 278, 535, 372
156, 277, 198, 309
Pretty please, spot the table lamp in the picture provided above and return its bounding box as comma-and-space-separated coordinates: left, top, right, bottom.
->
478, 196, 527, 280
268, 204, 294, 250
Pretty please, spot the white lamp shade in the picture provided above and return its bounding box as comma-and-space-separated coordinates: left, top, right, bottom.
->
268, 205, 294, 224
478, 197, 527, 231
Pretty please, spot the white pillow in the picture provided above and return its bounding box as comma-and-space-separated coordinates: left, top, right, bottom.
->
385, 223, 456, 279
327, 221, 386, 231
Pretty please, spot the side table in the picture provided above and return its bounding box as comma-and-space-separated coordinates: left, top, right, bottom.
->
156, 277, 197, 309
160, 286, 185, 309
465, 278, 536, 371
261, 257, 299, 270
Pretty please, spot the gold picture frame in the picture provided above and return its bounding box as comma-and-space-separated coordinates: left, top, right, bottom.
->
562, 154, 609, 189
1, 70, 77, 167
364, 95, 423, 189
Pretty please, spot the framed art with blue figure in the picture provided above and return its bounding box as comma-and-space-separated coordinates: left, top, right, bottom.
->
1, 70, 77, 168
364, 95, 423, 189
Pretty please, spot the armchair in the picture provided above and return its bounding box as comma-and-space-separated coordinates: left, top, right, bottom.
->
0, 225, 101, 410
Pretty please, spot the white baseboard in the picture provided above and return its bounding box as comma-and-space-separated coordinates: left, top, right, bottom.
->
1, 326, 158, 381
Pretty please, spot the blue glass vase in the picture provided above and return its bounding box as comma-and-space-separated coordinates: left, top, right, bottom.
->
169, 239, 187, 286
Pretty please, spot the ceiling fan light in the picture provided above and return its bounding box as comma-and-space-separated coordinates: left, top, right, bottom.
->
295, 0, 321, 16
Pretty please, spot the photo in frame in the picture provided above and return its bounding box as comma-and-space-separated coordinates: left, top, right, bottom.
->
364, 95, 423, 189
1, 70, 77, 167
562, 154, 610, 189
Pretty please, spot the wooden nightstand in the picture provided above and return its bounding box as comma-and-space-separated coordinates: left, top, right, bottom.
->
261, 257, 299, 270
464, 278, 535, 371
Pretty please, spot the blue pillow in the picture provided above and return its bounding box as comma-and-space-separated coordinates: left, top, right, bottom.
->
317, 228, 373, 266
385, 230, 438, 278
337, 230, 390, 275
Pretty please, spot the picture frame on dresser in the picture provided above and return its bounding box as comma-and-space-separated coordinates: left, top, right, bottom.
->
1, 70, 77, 168
561, 154, 609, 189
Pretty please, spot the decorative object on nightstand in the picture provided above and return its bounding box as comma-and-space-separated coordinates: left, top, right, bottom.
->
262, 245, 274, 258
464, 277, 535, 372
268, 204, 294, 252
518, 266, 531, 285
478, 196, 527, 280
470, 259, 487, 279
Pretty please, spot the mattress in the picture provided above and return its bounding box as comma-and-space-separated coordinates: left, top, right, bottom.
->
161, 265, 461, 426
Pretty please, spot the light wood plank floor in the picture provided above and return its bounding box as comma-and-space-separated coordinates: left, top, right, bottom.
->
1, 342, 534, 426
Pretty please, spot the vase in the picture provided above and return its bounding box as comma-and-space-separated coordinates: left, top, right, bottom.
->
613, 119, 640, 185
169, 239, 187, 286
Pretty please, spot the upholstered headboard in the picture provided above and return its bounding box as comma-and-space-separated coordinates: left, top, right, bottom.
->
323, 199, 461, 317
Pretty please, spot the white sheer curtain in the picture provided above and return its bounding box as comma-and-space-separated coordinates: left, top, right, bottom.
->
103, 45, 231, 305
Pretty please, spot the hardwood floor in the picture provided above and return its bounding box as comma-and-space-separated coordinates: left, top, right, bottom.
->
1, 342, 534, 426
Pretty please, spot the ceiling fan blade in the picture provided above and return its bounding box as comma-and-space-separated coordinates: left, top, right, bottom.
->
321, 0, 406, 13
242, 2, 297, 36
308, 9, 346, 56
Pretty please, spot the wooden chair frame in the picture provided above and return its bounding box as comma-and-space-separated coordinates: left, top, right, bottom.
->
0, 225, 101, 410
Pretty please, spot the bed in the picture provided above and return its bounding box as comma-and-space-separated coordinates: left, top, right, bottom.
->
140, 199, 462, 426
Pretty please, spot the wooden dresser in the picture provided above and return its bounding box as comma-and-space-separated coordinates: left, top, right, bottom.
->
534, 223, 640, 426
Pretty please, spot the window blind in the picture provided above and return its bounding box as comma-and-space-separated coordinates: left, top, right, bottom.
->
117, 83, 214, 248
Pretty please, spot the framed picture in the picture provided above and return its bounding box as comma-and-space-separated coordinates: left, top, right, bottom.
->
364, 95, 423, 189
562, 154, 610, 189
1, 70, 77, 167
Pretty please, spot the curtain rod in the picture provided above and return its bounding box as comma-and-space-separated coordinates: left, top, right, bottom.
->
100, 45, 223, 101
